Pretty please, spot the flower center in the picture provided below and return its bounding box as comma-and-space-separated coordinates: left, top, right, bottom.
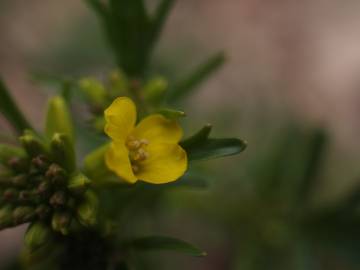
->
126, 136, 149, 173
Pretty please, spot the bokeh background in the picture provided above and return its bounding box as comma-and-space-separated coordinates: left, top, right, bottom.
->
2, 0, 360, 269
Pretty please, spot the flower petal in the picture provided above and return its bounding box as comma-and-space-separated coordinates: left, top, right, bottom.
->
135, 143, 188, 184
105, 143, 137, 183
104, 97, 136, 141
132, 114, 183, 144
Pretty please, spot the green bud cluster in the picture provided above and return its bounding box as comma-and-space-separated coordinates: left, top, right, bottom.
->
78, 70, 169, 132
0, 130, 98, 250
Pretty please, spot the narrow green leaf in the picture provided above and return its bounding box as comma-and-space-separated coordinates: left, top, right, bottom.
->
157, 108, 186, 119
167, 52, 226, 102
127, 236, 206, 257
0, 78, 32, 134
298, 129, 328, 202
108, 0, 150, 76
182, 137, 247, 161
149, 0, 176, 49
181, 124, 212, 149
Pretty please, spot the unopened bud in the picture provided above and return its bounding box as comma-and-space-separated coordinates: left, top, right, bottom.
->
50, 133, 76, 173
108, 70, 128, 97
52, 212, 71, 235
49, 191, 67, 208
45, 96, 74, 143
25, 222, 53, 251
143, 77, 168, 105
36, 205, 51, 220
67, 173, 91, 195
76, 190, 98, 227
20, 130, 47, 158
31, 155, 49, 172
7, 157, 28, 173
46, 164, 67, 186
0, 205, 13, 229
3, 188, 18, 201
78, 78, 108, 107
13, 206, 35, 225
18, 190, 34, 202
37, 181, 51, 196
12, 174, 27, 187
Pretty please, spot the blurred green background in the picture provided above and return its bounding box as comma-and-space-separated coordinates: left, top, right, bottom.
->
2, 0, 360, 269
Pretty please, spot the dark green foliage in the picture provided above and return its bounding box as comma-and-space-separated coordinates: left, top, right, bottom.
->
86, 0, 175, 77
181, 124, 247, 161
0, 78, 33, 134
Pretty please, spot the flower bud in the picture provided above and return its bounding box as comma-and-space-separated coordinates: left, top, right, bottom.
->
76, 190, 98, 227
49, 191, 67, 208
37, 181, 51, 196
0, 205, 14, 229
3, 188, 18, 202
143, 77, 168, 105
45, 96, 74, 142
31, 155, 49, 172
78, 78, 108, 107
7, 157, 28, 173
19, 190, 35, 202
20, 130, 47, 158
36, 205, 51, 220
50, 133, 76, 173
12, 174, 27, 187
13, 206, 35, 225
24, 222, 53, 251
52, 212, 71, 235
108, 70, 128, 97
67, 172, 91, 195
46, 164, 67, 186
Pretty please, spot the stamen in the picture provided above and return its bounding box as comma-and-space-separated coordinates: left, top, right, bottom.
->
140, 139, 149, 146
127, 140, 141, 150
132, 164, 140, 173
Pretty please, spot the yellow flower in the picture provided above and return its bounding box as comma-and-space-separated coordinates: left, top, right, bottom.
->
104, 97, 188, 184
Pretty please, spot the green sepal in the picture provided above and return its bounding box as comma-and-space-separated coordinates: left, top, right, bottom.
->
19, 130, 47, 158
67, 172, 91, 195
78, 78, 108, 107
50, 133, 76, 173
157, 108, 186, 120
181, 125, 247, 161
45, 96, 74, 142
0, 205, 14, 229
24, 222, 53, 251
125, 235, 207, 257
0, 144, 25, 165
76, 190, 98, 227
84, 144, 113, 181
